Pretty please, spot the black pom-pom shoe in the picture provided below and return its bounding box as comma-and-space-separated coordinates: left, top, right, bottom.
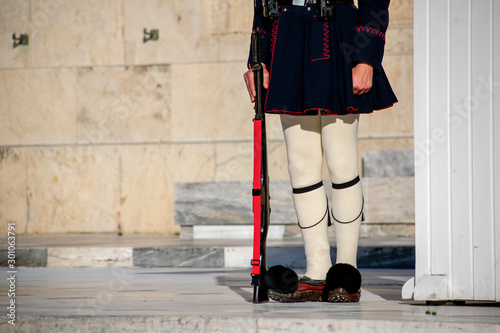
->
263, 265, 325, 302
322, 263, 362, 302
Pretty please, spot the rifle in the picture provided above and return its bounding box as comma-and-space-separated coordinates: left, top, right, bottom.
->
250, 26, 271, 304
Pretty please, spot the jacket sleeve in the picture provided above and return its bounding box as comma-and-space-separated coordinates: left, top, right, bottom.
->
246, 1, 273, 69
353, 0, 390, 72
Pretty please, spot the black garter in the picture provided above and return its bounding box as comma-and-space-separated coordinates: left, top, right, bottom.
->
331, 176, 365, 224
292, 181, 332, 228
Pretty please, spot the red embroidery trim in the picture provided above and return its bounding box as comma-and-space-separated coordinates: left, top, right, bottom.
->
312, 22, 330, 62
265, 19, 280, 111
270, 20, 278, 56
356, 26, 386, 41
264, 106, 381, 116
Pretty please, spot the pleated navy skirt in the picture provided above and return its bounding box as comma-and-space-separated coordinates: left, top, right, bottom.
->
263, 4, 397, 116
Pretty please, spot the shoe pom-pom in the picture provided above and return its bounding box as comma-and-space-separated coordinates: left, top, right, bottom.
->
325, 263, 362, 294
262, 265, 298, 294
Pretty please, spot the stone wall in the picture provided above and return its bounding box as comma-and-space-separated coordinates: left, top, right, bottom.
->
0, 0, 414, 235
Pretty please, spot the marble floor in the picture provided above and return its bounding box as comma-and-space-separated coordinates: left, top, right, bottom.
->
0, 267, 498, 332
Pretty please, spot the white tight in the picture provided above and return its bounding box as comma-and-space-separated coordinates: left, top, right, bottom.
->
280, 114, 363, 280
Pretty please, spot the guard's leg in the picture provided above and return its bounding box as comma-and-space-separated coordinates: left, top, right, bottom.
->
321, 114, 362, 267
280, 114, 332, 281
319, 114, 363, 302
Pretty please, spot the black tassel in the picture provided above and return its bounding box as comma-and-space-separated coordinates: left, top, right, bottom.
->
262, 265, 298, 294
324, 263, 362, 294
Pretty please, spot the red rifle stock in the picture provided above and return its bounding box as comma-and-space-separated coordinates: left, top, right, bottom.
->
250, 27, 270, 304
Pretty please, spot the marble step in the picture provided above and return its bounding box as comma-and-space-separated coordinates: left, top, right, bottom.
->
175, 177, 415, 239
0, 235, 415, 269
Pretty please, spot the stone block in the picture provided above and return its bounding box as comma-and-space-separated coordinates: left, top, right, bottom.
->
0, 0, 30, 69
76, 66, 171, 144
119, 145, 173, 234
26, 146, 120, 233
205, 0, 254, 36
175, 177, 414, 237
175, 181, 252, 226
357, 137, 414, 178
0, 68, 77, 145
0, 248, 47, 267
0, 148, 27, 234
171, 62, 252, 142
219, 32, 252, 62
123, 0, 219, 65
47, 247, 133, 268
123, 0, 162, 65
363, 150, 414, 177
169, 143, 216, 182
208, 0, 254, 62
363, 177, 415, 223
29, 0, 125, 67
133, 247, 224, 268
174, 180, 296, 227
215, 142, 254, 182
359, 224, 415, 238
224, 246, 253, 268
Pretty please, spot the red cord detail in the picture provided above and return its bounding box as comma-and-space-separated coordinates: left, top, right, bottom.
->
356, 26, 386, 41
312, 22, 330, 62
270, 20, 278, 55
265, 19, 280, 112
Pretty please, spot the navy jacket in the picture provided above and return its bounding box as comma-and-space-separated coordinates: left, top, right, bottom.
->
248, 0, 390, 73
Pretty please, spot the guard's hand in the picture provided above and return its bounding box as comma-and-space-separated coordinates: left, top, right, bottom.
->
352, 62, 373, 95
243, 63, 270, 103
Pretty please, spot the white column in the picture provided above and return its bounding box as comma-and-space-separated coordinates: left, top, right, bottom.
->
403, 0, 500, 302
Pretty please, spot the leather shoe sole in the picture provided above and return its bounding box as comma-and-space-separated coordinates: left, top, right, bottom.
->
326, 287, 361, 302
268, 288, 323, 302
268, 278, 325, 303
